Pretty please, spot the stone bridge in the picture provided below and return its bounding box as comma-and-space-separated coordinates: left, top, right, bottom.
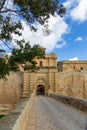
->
0, 94, 87, 130
1, 49, 87, 129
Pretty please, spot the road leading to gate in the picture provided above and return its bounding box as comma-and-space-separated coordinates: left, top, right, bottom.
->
27, 96, 87, 130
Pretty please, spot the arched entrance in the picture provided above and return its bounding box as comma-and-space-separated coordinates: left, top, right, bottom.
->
36, 85, 45, 95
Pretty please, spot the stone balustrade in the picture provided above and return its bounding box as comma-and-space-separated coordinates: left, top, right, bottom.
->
50, 94, 87, 112
0, 94, 34, 130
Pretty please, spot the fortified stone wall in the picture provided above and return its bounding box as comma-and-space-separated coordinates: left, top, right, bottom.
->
22, 68, 87, 99
35, 53, 57, 67
22, 67, 58, 97
1, 51, 87, 113
55, 71, 87, 99
0, 67, 87, 114
0, 72, 23, 114
58, 61, 87, 72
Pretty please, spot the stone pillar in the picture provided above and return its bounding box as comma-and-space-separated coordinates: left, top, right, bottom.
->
48, 72, 55, 93
22, 71, 30, 97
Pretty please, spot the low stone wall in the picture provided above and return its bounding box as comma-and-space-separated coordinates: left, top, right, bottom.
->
0, 94, 34, 130
50, 94, 87, 112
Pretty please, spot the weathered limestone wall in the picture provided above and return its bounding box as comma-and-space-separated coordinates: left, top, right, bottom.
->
58, 61, 87, 72
0, 72, 23, 114
55, 71, 87, 99
22, 68, 58, 97
22, 68, 87, 99
35, 53, 57, 67
0, 94, 34, 130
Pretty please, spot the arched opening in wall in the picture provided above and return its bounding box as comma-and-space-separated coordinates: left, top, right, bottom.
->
36, 85, 45, 95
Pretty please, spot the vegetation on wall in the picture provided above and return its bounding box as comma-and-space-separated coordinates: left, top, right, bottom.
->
0, 115, 4, 119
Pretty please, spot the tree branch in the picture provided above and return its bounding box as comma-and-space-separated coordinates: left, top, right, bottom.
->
0, 9, 18, 13
0, 0, 6, 11
0, 7, 29, 14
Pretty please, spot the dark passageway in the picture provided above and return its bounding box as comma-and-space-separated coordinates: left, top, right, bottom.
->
36, 85, 45, 95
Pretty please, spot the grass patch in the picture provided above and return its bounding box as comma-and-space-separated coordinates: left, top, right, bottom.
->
0, 115, 4, 119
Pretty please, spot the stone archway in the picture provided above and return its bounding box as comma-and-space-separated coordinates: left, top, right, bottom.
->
36, 85, 45, 95
33, 78, 47, 96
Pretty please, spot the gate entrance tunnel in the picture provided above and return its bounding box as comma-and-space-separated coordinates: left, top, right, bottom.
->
36, 85, 45, 95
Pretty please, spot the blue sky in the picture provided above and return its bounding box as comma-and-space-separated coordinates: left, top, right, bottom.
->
54, 0, 87, 61
54, 19, 87, 61
19, 0, 87, 61
1, 0, 87, 61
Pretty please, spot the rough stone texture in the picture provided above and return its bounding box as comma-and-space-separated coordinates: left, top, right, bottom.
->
1, 52, 87, 114
21, 52, 87, 99
55, 71, 87, 99
22, 69, 87, 99
35, 53, 57, 67
58, 61, 87, 72
0, 72, 23, 114
0, 94, 34, 130
22, 67, 58, 97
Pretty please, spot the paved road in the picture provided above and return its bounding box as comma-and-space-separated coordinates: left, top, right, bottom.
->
27, 96, 87, 130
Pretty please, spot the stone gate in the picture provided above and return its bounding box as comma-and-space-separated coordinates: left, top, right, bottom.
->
22, 51, 87, 98
22, 53, 58, 97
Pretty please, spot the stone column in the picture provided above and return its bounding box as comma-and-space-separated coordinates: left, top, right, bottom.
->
48, 72, 55, 93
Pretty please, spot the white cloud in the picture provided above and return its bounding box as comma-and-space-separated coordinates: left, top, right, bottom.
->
13, 15, 69, 52
64, 0, 87, 22
23, 16, 69, 52
7, 52, 11, 57
4, 0, 13, 8
56, 39, 67, 48
69, 57, 78, 61
2, 0, 69, 53
71, 0, 87, 22
63, 0, 78, 9
75, 37, 83, 42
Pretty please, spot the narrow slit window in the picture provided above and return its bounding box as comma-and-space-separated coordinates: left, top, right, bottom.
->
73, 66, 75, 69
40, 61, 43, 67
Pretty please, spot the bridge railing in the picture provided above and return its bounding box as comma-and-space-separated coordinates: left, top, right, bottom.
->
50, 94, 87, 112
0, 94, 34, 130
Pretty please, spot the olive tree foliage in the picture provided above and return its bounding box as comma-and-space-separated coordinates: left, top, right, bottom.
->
0, 0, 66, 79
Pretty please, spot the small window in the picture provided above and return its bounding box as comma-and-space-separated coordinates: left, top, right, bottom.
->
73, 66, 75, 69
81, 67, 83, 70
39, 61, 43, 67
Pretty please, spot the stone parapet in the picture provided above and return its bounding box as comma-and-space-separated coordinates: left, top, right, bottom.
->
50, 94, 87, 112
0, 94, 34, 130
